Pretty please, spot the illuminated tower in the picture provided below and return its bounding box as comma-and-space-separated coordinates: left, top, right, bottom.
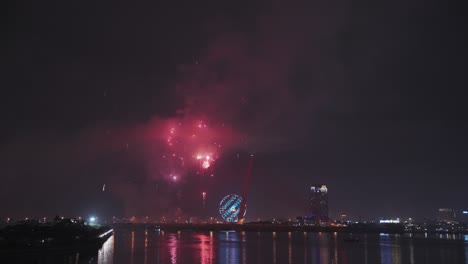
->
308, 185, 328, 225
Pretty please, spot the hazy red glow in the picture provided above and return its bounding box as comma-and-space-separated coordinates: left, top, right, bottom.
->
202, 160, 210, 169
97, 1, 325, 213
0, 0, 349, 219
126, 114, 242, 185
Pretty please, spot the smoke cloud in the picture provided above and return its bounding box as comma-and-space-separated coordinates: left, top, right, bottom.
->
1, 0, 349, 219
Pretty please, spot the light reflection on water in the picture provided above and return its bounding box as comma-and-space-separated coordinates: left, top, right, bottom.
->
465, 235, 468, 264
218, 231, 241, 264
319, 232, 329, 264
195, 233, 213, 264
241, 232, 246, 264
130, 231, 134, 264
168, 233, 178, 264
3, 229, 468, 264
303, 232, 308, 263
144, 230, 148, 264
380, 233, 402, 264
334, 232, 339, 264
272, 232, 276, 264
409, 237, 415, 264
98, 234, 114, 264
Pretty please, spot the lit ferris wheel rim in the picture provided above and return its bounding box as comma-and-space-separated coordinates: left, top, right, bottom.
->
219, 194, 246, 223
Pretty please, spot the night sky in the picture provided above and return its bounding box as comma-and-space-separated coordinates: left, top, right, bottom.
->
2, 0, 467, 221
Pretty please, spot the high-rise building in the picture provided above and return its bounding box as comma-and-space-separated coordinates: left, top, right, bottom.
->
459, 210, 468, 224
437, 208, 456, 223
308, 185, 328, 225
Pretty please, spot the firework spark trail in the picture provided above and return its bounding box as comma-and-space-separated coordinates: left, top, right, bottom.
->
104, 0, 341, 216
155, 118, 235, 181
0, 0, 349, 218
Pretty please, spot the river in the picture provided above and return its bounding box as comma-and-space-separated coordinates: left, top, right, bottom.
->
5, 228, 468, 263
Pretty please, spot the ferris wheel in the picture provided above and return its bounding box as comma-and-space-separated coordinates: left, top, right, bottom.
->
219, 194, 246, 223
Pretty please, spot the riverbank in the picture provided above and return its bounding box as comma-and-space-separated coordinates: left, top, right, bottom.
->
112, 222, 418, 234
0, 221, 113, 255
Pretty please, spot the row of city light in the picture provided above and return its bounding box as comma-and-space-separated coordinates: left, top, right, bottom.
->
1, 216, 98, 223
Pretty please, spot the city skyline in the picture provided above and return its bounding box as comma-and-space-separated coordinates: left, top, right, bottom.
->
2, 0, 467, 221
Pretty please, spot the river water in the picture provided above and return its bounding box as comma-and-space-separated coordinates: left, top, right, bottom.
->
5, 228, 468, 263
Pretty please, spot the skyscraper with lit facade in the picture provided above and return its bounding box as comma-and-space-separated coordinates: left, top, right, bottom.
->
308, 185, 328, 225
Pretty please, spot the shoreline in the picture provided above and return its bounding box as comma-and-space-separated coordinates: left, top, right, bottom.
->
112, 223, 468, 235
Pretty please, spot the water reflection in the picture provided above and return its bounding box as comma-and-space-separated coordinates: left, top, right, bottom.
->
409, 238, 415, 264
219, 231, 241, 264
465, 235, 468, 264
8, 229, 468, 264
131, 231, 135, 264
241, 232, 246, 264
257, 232, 262, 263
303, 232, 308, 264
98, 234, 114, 264
311, 233, 318, 263
308, 232, 331, 263
364, 234, 368, 264
144, 230, 148, 264
272, 232, 277, 264
319, 233, 329, 264
380, 233, 402, 264
195, 233, 214, 264
334, 232, 338, 264
380, 233, 392, 264
392, 236, 402, 264
169, 234, 178, 264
